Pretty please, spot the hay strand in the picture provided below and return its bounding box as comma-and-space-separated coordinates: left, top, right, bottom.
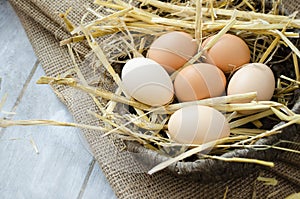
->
3, 0, 300, 175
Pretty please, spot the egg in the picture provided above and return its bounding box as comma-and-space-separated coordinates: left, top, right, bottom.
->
174, 63, 226, 102
121, 57, 174, 106
147, 31, 198, 73
227, 63, 275, 101
202, 34, 251, 73
168, 105, 230, 145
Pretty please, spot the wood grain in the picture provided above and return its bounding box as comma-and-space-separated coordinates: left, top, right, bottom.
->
0, 0, 37, 114
0, 1, 116, 198
82, 161, 117, 199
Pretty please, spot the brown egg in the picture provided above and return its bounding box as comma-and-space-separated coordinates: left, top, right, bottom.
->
227, 63, 275, 101
202, 34, 251, 73
174, 63, 226, 102
147, 31, 198, 73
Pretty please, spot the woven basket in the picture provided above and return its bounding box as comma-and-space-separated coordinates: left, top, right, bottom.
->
117, 0, 300, 181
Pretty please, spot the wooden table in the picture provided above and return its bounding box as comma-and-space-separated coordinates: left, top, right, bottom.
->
0, 1, 116, 198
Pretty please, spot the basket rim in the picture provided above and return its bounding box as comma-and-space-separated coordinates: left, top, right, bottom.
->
126, 97, 300, 181
122, 1, 300, 181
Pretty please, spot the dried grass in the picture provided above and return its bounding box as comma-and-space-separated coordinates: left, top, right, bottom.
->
1, 0, 300, 174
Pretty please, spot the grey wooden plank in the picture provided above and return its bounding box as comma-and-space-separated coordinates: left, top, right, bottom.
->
0, 0, 37, 113
0, 67, 116, 198
81, 162, 117, 199
0, 65, 94, 199
0, 1, 117, 198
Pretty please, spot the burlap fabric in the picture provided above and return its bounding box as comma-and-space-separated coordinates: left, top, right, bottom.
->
9, 0, 300, 198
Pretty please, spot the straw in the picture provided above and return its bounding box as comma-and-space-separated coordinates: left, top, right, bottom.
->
3, 0, 300, 175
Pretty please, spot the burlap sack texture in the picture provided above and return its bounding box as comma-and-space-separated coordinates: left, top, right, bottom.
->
9, 0, 300, 198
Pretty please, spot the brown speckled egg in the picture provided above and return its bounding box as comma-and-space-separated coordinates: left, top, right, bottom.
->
202, 34, 251, 73
174, 63, 226, 102
147, 31, 198, 73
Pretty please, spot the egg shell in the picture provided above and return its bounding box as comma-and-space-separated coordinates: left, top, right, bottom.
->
121, 57, 174, 106
174, 63, 226, 102
147, 31, 198, 73
168, 105, 230, 145
202, 34, 250, 73
227, 63, 275, 101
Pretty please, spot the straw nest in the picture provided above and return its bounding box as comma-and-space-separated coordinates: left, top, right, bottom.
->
2, 0, 300, 180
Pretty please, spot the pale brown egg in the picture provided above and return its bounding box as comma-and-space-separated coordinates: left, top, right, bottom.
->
174, 63, 226, 102
147, 31, 198, 73
202, 34, 251, 73
168, 105, 230, 145
227, 63, 275, 101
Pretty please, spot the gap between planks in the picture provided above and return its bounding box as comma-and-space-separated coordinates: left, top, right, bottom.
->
1, 57, 103, 198
0, 59, 39, 138
77, 158, 96, 199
